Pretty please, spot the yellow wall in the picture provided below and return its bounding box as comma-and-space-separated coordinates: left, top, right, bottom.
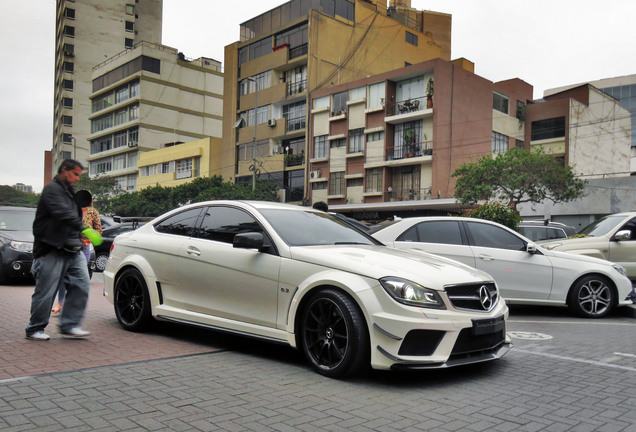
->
137, 137, 223, 189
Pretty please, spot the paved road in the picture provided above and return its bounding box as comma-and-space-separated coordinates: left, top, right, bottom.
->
1, 275, 635, 431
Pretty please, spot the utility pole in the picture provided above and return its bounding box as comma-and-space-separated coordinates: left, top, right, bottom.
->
250, 77, 258, 191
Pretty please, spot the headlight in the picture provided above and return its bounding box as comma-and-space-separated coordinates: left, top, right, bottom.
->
613, 264, 627, 277
380, 277, 446, 309
9, 240, 33, 253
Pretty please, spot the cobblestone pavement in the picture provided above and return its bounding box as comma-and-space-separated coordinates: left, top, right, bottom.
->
1, 275, 635, 431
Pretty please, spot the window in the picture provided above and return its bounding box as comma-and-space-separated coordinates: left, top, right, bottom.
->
365, 168, 382, 193
159, 161, 175, 174
332, 91, 348, 114
285, 66, 307, 96
196, 207, 263, 244
113, 132, 127, 148
347, 178, 363, 188
405, 31, 418, 46
63, 43, 74, 55
283, 138, 304, 157
115, 85, 129, 103
531, 117, 566, 141
61, 151, 72, 160
125, 21, 134, 32
154, 208, 203, 237
239, 70, 272, 96
314, 135, 328, 158
129, 104, 139, 120
349, 86, 365, 101
61, 133, 72, 143
256, 105, 271, 125
61, 115, 72, 126
368, 82, 385, 109
283, 101, 306, 131
62, 97, 73, 108
63, 61, 74, 73
465, 222, 526, 251
348, 129, 364, 153
176, 159, 193, 179
329, 172, 345, 196
63, 79, 73, 90
492, 131, 509, 153
313, 96, 329, 110
91, 137, 112, 153
249, 37, 272, 61
126, 4, 135, 14
64, 26, 75, 37
398, 221, 463, 245
367, 131, 384, 142
125, 38, 134, 48
140, 165, 155, 177
493, 91, 509, 114
64, 8, 75, 19
114, 108, 127, 126
330, 138, 345, 148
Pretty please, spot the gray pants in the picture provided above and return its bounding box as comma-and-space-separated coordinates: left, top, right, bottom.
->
26, 249, 91, 335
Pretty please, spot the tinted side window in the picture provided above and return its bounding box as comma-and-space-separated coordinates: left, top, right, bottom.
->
196, 207, 262, 244
466, 222, 526, 251
397, 221, 463, 245
154, 208, 203, 236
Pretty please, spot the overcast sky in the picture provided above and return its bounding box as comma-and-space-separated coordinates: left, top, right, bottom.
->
3, 0, 636, 192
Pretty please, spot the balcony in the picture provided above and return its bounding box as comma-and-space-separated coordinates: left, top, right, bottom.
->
388, 187, 432, 202
287, 79, 307, 97
386, 141, 433, 161
284, 152, 305, 168
385, 97, 432, 124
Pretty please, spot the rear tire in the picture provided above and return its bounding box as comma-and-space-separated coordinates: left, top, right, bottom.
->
568, 275, 615, 318
114, 268, 153, 331
301, 289, 369, 378
95, 253, 109, 272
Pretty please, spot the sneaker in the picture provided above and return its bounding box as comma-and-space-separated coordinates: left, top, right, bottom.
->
26, 331, 51, 341
61, 327, 90, 338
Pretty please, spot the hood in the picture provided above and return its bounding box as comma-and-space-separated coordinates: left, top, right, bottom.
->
541, 247, 615, 267
0, 229, 34, 243
289, 245, 494, 290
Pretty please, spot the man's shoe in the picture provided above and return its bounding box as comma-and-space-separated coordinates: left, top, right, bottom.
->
61, 327, 90, 338
26, 331, 51, 341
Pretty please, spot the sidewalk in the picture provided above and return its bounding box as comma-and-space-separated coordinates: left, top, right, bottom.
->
0, 276, 219, 382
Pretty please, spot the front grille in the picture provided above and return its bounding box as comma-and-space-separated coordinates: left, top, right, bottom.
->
444, 282, 498, 312
450, 325, 506, 357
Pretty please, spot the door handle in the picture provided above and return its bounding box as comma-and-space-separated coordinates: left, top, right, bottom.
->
478, 254, 494, 261
186, 247, 201, 256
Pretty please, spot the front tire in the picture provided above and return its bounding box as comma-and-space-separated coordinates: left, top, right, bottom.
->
114, 268, 152, 331
301, 289, 369, 378
95, 253, 109, 272
568, 275, 615, 318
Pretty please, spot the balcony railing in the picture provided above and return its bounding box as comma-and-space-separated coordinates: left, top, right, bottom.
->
286, 117, 306, 132
386, 141, 433, 160
388, 187, 432, 201
287, 79, 307, 97
386, 96, 425, 116
284, 153, 305, 167
289, 44, 308, 59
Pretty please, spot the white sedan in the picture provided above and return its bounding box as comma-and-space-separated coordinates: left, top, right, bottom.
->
371, 217, 634, 318
104, 201, 511, 378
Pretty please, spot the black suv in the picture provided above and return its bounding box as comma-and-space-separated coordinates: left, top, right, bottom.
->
0, 206, 36, 283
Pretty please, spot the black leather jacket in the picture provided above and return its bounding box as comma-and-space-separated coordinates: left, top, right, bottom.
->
32, 176, 83, 258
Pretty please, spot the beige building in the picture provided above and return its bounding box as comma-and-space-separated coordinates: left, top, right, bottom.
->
136, 137, 223, 190
52, 0, 163, 177
88, 42, 224, 191
222, 0, 453, 203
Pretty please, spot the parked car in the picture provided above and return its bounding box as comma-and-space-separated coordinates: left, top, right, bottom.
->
0, 206, 36, 284
518, 220, 576, 241
370, 216, 634, 318
94, 223, 142, 272
104, 201, 512, 378
540, 211, 636, 282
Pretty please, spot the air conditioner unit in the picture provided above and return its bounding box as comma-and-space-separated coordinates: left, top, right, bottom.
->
267, 119, 277, 127
127, 141, 138, 147
310, 170, 321, 179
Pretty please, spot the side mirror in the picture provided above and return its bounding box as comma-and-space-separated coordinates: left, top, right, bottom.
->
233, 232, 265, 250
526, 242, 537, 254
613, 230, 631, 242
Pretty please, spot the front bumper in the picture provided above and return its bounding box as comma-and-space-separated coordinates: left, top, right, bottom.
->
1, 248, 33, 280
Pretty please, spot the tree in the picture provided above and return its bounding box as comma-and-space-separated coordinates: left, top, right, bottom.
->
75, 174, 124, 213
0, 186, 39, 207
464, 201, 521, 230
452, 148, 585, 210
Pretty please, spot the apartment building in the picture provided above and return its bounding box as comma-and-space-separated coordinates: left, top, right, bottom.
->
136, 137, 223, 190
222, 0, 453, 203
545, 75, 636, 174
88, 42, 224, 191
52, 0, 162, 177
307, 58, 533, 217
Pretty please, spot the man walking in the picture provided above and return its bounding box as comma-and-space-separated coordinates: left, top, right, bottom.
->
25, 159, 96, 340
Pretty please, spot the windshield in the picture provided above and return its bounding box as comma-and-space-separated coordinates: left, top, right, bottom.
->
260, 209, 381, 247
0, 209, 36, 231
577, 215, 625, 237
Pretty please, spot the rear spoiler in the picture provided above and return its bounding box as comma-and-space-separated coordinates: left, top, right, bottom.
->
113, 216, 153, 229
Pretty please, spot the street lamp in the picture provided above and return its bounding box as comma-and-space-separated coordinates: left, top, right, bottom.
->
247, 77, 258, 191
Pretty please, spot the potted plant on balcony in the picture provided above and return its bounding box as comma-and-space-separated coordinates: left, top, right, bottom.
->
403, 128, 416, 158
426, 78, 434, 109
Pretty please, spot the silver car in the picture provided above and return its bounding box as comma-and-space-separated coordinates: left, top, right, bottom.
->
371, 216, 634, 318
104, 201, 512, 378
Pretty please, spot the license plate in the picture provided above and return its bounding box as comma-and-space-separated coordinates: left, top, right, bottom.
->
471, 315, 505, 335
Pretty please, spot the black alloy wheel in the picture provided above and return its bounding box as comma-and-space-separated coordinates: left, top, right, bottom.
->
301, 289, 369, 378
568, 275, 615, 318
114, 268, 152, 331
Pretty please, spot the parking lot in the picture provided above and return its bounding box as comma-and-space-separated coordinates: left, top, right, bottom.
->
1, 275, 635, 431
